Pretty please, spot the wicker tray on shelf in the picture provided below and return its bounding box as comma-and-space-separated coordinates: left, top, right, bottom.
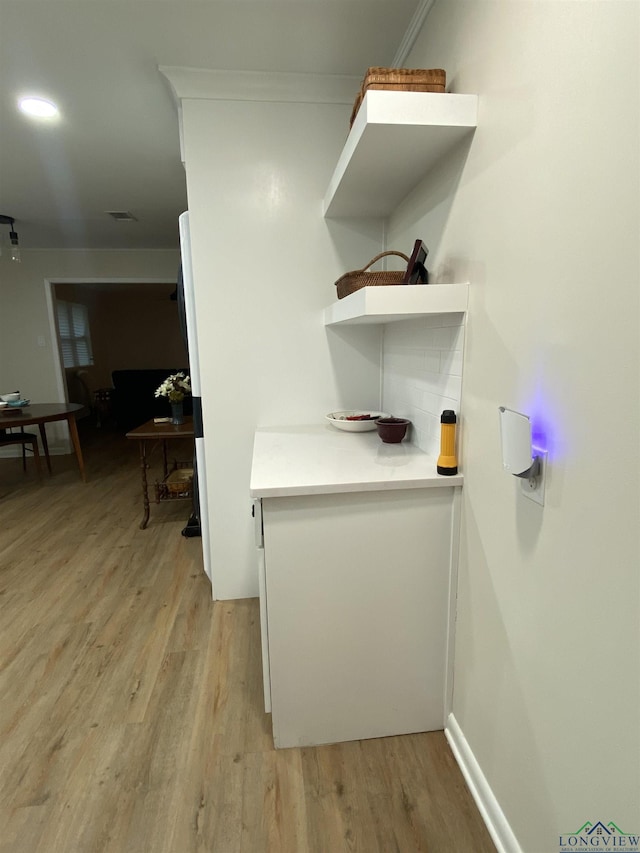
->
335, 250, 409, 300
334, 241, 428, 300
350, 67, 446, 127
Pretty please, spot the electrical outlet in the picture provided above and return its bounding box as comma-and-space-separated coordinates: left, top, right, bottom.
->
37, 335, 46, 347
521, 448, 547, 506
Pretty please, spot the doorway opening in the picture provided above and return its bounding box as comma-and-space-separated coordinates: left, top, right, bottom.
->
46, 278, 188, 432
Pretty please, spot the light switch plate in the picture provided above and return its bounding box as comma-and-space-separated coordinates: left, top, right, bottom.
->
521, 448, 547, 506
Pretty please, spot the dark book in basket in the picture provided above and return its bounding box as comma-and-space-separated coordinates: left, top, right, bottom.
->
404, 239, 429, 285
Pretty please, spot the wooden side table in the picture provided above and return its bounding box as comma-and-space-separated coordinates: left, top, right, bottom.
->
126, 417, 195, 529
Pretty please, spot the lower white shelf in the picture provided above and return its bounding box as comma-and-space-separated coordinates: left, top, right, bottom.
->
324, 283, 469, 325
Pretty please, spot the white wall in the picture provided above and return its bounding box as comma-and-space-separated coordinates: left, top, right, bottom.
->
180, 94, 382, 599
382, 314, 465, 458
388, 1, 640, 849
0, 249, 180, 450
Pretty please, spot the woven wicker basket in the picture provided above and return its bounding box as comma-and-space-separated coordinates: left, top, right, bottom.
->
350, 67, 446, 127
335, 251, 410, 300
165, 467, 193, 496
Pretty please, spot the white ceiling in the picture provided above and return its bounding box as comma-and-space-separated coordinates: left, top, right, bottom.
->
0, 0, 421, 251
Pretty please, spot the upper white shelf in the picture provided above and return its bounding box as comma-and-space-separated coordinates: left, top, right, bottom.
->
324, 283, 469, 326
323, 90, 478, 219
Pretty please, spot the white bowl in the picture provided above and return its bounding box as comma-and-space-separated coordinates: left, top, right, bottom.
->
1, 393, 20, 402
326, 410, 389, 432
0, 401, 7, 408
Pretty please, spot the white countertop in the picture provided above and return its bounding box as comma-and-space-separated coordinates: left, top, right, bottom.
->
250, 424, 463, 498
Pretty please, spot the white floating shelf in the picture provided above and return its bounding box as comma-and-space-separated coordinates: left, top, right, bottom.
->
323, 90, 478, 219
324, 283, 469, 326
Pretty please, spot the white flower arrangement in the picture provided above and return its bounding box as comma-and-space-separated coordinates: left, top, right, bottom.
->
154, 372, 191, 403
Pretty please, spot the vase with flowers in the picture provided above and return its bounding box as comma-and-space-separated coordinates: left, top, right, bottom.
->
154, 372, 191, 425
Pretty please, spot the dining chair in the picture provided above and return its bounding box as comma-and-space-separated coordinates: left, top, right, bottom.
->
0, 428, 42, 480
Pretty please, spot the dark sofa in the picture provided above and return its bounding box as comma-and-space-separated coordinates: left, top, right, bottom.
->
111, 368, 192, 432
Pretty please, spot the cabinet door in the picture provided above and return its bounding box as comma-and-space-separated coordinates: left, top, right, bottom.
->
263, 487, 453, 748
257, 547, 271, 713
253, 499, 271, 713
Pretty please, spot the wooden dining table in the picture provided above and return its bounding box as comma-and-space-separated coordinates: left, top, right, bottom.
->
0, 402, 87, 481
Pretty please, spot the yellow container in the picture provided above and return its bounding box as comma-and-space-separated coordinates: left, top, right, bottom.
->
437, 410, 458, 475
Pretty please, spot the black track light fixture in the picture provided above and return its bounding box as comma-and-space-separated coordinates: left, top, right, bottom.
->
0, 215, 21, 262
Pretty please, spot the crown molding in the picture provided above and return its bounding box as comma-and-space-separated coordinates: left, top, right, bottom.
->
392, 0, 437, 67
159, 66, 360, 106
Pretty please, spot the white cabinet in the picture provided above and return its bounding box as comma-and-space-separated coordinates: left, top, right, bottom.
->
253, 498, 271, 714
250, 426, 462, 749
260, 487, 455, 749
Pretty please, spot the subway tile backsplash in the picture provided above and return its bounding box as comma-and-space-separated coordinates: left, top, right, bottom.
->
381, 313, 465, 458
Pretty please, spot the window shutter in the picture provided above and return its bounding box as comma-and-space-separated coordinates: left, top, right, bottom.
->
56, 300, 93, 368
71, 303, 86, 336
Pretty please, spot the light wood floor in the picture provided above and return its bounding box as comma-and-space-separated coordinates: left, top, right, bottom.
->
0, 424, 495, 853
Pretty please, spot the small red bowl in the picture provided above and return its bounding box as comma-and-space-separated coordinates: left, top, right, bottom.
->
375, 417, 410, 443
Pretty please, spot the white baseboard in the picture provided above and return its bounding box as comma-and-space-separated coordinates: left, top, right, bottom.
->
445, 713, 522, 853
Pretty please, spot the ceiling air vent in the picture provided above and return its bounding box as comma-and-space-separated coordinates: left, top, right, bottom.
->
106, 210, 137, 222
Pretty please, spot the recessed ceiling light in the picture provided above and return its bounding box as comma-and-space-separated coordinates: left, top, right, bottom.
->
18, 97, 59, 118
